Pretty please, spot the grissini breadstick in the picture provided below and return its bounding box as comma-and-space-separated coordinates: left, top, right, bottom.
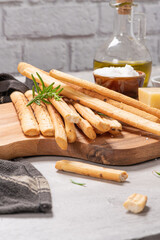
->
49, 97, 80, 124
50, 69, 160, 119
95, 124, 121, 135
91, 113, 110, 134
68, 104, 96, 140
64, 119, 77, 143
70, 86, 160, 124
101, 116, 122, 135
123, 193, 147, 214
25, 90, 54, 136
18, 65, 81, 126
94, 128, 106, 135
10, 91, 40, 136
17, 62, 160, 136
55, 160, 128, 182
46, 104, 68, 150
95, 113, 111, 134
18, 64, 80, 124
39, 82, 80, 125
73, 102, 110, 132
107, 99, 160, 123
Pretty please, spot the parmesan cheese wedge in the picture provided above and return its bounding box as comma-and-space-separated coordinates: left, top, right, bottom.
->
139, 88, 160, 109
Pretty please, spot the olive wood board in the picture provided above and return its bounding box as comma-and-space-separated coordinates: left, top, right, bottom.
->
0, 102, 160, 165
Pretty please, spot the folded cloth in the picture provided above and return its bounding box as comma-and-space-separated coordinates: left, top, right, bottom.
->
0, 159, 52, 214
0, 73, 29, 104
0, 73, 52, 214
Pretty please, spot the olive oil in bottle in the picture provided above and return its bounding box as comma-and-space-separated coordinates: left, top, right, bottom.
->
93, 60, 152, 87
94, 1, 152, 89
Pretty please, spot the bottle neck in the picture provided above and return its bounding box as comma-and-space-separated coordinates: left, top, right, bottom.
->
113, 9, 134, 37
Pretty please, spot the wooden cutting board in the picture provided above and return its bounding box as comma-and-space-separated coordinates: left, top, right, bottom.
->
1, 102, 160, 165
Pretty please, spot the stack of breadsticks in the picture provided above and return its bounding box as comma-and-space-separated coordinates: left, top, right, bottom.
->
10, 62, 160, 150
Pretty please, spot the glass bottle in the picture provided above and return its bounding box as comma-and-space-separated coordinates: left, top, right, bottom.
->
93, 0, 152, 87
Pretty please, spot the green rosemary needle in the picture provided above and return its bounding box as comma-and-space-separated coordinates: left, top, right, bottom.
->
153, 170, 160, 177
26, 72, 63, 107
97, 112, 107, 117
70, 179, 86, 187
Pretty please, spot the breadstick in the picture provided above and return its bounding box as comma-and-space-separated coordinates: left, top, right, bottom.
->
50, 69, 160, 119
123, 193, 147, 214
94, 128, 106, 135
49, 97, 80, 124
95, 113, 113, 134
107, 99, 160, 123
65, 89, 160, 136
18, 64, 80, 124
25, 90, 54, 136
73, 87, 160, 123
68, 104, 96, 140
64, 118, 77, 143
74, 102, 110, 132
101, 116, 122, 135
18, 62, 160, 136
39, 85, 80, 128
95, 125, 121, 135
10, 91, 40, 136
55, 160, 128, 182
46, 104, 67, 150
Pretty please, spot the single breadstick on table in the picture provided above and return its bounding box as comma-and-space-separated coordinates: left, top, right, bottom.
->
46, 104, 68, 150
10, 91, 40, 136
25, 90, 54, 137
123, 193, 147, 214
55, 160, 128, 182
50, 69, 160, 119
18, 62, 160, 136
71, 87, 160, 123
64, 118, 77, 143
68, 104, 96, 140
73, 102, 110, 132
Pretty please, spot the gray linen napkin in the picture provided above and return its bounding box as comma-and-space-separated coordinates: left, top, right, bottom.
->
0, 73, 29, 104
0, 73, 52, 214
0, 159, 52, 214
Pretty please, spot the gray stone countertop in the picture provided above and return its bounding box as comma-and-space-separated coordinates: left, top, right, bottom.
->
2, 67, 160, 240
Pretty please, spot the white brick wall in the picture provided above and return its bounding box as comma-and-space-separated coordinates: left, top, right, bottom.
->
0, 0, 159, 74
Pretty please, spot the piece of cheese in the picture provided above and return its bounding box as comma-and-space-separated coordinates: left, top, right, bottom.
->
138, 88, 160, 109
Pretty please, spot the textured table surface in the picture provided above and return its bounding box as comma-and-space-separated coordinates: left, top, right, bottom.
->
1, 68, 160, 240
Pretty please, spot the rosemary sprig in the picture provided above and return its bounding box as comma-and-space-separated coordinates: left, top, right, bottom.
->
152, 170, 160, 177
26, 72, 63, 107
70, 179, 86, 187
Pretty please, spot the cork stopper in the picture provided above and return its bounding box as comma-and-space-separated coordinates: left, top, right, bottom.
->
117, 0, 132, 15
